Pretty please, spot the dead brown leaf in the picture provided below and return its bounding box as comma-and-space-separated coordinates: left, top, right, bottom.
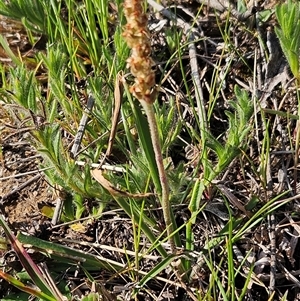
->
91, 169, 154, 199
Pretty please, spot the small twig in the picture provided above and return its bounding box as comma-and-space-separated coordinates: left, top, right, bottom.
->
3, 126, 36, 141
51, 197, 64, 226
186, 32, 207, 130
75, 161, 125, 172
294, 119, 300, 194
58, 238, 160, 260
268, 213, 276, 294
1, 174, 41, 202
278, 262, 300, 288
197, 0, 257, 21
70, 94, 95, 158
4, 154, 42, 167
97, 71, 123, 169
0, 167, 52, 181
38, 262, 67, 301
106, 71, 123, 157
257, 268, 300, 282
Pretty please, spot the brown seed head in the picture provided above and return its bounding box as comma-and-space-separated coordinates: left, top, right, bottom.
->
123, 0, 155, 103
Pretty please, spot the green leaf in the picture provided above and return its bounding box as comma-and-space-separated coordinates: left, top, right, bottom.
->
137, 253, 181, 288
17, 232, 123, 271
130, 98, 161, 192
0, 35, 22, 67
0, 270, 55, 301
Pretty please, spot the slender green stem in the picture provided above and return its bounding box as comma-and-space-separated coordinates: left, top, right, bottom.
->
140, 99, 175, 253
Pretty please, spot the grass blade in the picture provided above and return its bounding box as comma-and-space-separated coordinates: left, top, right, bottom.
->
0, 270, 56, 301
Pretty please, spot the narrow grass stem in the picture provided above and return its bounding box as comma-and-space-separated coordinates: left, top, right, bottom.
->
140, 99, 175, 253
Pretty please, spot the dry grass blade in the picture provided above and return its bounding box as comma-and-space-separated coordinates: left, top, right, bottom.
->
106, 71, 123, 158
91, 169, 154, 198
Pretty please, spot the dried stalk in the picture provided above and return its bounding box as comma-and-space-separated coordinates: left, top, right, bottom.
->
123, 0, 175, 252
